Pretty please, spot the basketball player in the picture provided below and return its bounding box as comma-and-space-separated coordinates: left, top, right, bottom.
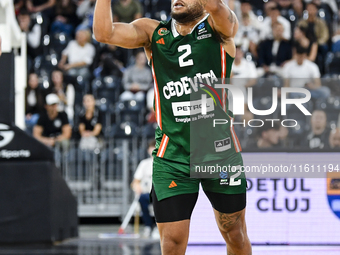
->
94, 1, 251, 254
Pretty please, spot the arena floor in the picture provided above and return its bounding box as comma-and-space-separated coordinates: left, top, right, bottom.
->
0, 226, 339, 255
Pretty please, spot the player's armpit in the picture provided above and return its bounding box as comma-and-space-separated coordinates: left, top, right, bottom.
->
94, 18, 159, 49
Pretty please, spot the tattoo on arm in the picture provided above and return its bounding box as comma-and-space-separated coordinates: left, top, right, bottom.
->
218, 211, 242, 230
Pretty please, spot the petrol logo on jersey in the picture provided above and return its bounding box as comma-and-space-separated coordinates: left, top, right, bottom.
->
158, 28, 170, 36
327, 173, 340, 220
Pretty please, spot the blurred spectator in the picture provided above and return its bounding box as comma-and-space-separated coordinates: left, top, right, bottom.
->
231, 46, 257, 124
279, 125, 289, 148
277, 0, 295, 15
14, 0, 25, 15
112, 0, 143, 23
260, 1, 291, 41
301, 109, 330, 149
78, 94, 103, 150
131, 140, 157, 238
50, 70, 75, 122
232, 46, 257, 88
329, 128, 340, 149
50, 0, 79, 37
93, 44, 128, 78
331, 28, 340, 53
293, 26, 318, 62
292, 0, 304, 19
282, 46, 330, 99
297, 2, 329, 46
237, 0, 262, 31
258, 22, 292, 76
247, 122, 281, 149
234, 13, 260, 55
33, 93, 72, 148
17, 10, 42, 62
25, 73, 45, 134
58, 29, 95, 82
120, 51, 152, 102
0, 36, 2, 56
26, 0, 56, 23
76, 0, 96, 31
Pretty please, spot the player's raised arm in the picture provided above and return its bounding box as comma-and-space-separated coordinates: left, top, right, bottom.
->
93, 0, 159, 49
202, 0, 238, 52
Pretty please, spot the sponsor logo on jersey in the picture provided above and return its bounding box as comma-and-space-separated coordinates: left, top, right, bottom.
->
156, 38, 165, 45
158, 28, 170, 36
214, 137, 231, 152
219, 171, 229, 185
172, 98, 215, 116
163, 70, 218, 100
169, 181, 177, 188
197, 34, 212, 40
197, 22, 207, 35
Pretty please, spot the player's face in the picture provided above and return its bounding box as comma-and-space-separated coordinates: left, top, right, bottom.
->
171, 0, 204, 24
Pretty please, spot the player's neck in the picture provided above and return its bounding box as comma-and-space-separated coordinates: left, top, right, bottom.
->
174, 14, 206, 36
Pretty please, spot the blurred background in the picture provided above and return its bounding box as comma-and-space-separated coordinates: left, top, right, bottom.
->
0, 0, 340, 253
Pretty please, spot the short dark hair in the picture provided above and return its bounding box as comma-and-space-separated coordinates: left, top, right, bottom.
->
307, 2, 319, 9
295, 44, 309, 55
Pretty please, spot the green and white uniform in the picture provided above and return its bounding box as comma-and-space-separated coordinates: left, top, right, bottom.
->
151, 15, 246, 201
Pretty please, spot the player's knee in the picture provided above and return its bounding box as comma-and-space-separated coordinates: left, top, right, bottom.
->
161, 233, 186, 250
226, 227, 246, 249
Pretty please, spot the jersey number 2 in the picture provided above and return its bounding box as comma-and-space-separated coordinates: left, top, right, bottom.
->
178, 45, 194, 67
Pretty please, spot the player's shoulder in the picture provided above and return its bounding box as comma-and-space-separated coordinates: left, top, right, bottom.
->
133, 18, 160, 32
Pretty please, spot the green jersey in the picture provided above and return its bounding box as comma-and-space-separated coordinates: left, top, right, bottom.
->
151, 15, 242, 165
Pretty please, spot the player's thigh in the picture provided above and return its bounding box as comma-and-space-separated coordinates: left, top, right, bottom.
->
213, 207, 247, 235
151, 188, 199, 223
201, 153, 247, 214
152, 156, 200, 203
152, 156, 199, 223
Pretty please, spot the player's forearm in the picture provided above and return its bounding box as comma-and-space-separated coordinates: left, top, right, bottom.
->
202, 0, 237, 38
93, 0, 114, 43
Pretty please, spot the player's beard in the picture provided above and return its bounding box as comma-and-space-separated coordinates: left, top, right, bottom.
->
171, 2, 204, 24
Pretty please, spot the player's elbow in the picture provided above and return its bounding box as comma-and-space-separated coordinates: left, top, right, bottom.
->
93, 29, 107, 43
93, 25, 112, 44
